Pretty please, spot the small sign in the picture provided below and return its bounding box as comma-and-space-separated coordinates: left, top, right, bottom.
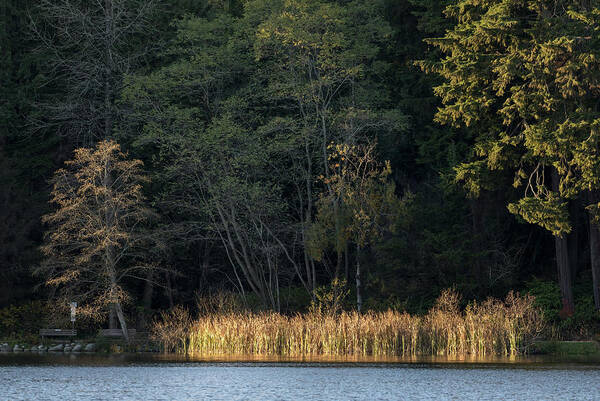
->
70, 302, 77, 323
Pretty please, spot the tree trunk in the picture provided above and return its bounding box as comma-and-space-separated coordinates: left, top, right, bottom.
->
103, 147, 128, 337
303, 135, 315, 294
165, 271, 174, 309
345, 241, 349, 281
108, 263, 128, 341
356, 244, 362, 313
275, 271, 281, 313
334, 200, 342, 279
589, 220, 600, 310
589, 191, 600, 310
311, 259, 316, 294
108, 262, 128, 341
137, 270, 154, 330
109, 307, 116, 329
470, 197, 484, 292
103, 0, 113, 140
554, 234, 574, 317
114, 299, 129, 343
552, 169, 574, 317
568, 199, 579, 280
142, 271, 154, 311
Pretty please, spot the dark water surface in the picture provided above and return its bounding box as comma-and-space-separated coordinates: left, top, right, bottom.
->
1, 353, 599, 400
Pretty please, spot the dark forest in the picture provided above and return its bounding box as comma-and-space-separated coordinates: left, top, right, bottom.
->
3, 0, 600, 342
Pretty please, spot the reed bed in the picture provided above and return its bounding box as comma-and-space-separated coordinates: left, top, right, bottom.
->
151, 290, 543, 357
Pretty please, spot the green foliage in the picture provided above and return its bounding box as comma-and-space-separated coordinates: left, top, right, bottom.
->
526, 279, 562, 323
508, 195, 571, 236
309, 143, 402, 261
527, 278, 600, 338
280, 287, 313, 313
309, 278, 350, 315
371, 182, 504, 310
5, 0, 600, 339
427, 0, 600, 237
121, 0, 409, 306
0, 301, 48, 340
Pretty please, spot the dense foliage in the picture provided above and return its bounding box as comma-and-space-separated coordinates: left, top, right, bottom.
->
2, 0, 600, 337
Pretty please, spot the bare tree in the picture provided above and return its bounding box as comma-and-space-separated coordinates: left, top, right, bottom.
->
39, 140, 158, 341
30, 0, 158, 145
160, 117, 305, 311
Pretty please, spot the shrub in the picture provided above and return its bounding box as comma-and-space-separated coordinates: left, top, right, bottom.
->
0, 301, 48, 341
526, 278, 600, 339
150, 306, 192, 353
526, 279, 561, 322
309, 278, 349, 315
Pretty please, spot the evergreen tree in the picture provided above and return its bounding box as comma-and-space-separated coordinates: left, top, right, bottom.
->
426, 0, 600, 314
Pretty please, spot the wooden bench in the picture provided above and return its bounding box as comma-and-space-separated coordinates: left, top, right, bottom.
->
99, 328, 136, 339
39, 329, 77, 340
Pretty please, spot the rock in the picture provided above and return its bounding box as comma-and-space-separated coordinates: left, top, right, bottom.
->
48, 344, 64, 352
72, 344, 83, 353
84, 343, 96, 352
63, 346, 72, 353
12, 344, 23, 352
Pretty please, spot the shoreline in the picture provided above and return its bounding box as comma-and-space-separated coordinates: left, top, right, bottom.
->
2, 340, 599, 358
2, 351, 600, 367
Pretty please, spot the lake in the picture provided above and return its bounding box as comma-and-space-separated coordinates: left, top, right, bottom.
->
1, 353, 599, 400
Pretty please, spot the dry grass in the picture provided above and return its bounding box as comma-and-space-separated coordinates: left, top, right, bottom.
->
151, 305, 192, 353
152, 289, 543, 357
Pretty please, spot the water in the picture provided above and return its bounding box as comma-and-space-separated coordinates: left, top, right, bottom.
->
1, 353, 600, 400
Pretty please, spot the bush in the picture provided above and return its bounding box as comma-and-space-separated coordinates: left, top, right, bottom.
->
150, 306, 192, 353
526, 279, 561, 322
0, 301, 48, 341
526, 278, 600, 339
309, 278, 349, 315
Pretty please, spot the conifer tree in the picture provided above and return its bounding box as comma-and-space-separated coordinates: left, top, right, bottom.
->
424, 0, 600, 314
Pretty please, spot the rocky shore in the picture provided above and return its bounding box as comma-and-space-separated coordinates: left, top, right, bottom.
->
0, 342, 160, 353
0, 342, 96, 353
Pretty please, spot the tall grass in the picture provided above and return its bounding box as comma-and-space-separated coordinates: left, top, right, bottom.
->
151, 290, 543, 357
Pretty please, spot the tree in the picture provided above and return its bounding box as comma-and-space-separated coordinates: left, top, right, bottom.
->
311, 142, 401, 311
425, 0, 600, 315
162, 116, 301, 310
254, 0, 407, 282
39, 140, 157, 340
120, 6, 295, 308
1, 0, 59, 306
30, 0, 158, 145
121, 0, 407, 305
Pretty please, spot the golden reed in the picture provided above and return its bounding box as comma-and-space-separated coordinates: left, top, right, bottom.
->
151, 290, 543, 356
